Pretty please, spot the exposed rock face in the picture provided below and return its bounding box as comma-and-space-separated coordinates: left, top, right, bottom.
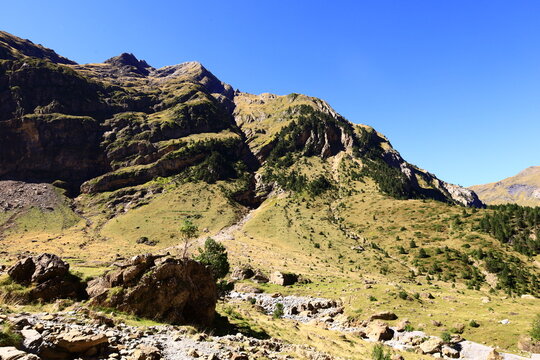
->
87, 254, 217, 326
105, 53, 153, 76
7, 253, 86, 302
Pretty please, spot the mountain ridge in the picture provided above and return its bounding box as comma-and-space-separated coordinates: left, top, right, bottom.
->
0, 30, 482, 207
469, 166, 540, 206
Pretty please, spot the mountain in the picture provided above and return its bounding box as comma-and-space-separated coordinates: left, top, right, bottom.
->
469, 166, 540, 206
3, 31, 540, 359
0, 31, 481, 207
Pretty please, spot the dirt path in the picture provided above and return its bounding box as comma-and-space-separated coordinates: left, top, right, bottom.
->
160, 207, 258, 256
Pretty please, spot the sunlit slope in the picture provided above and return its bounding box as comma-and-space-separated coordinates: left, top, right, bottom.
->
470, 166, 540, 206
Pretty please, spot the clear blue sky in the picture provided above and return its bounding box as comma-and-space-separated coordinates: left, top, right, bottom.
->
2, 0, 539, 186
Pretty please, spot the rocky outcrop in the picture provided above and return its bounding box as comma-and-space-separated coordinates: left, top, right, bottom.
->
87, 254, 217, 326
7, 253, 86, 302
105, 53, 153, 76
0, 114, 108, 189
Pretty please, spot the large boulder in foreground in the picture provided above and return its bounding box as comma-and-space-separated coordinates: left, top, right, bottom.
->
87, 254, 217, 326
6, 253, 86, 302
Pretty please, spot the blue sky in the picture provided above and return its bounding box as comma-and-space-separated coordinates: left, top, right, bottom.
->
2, 0, 539, 186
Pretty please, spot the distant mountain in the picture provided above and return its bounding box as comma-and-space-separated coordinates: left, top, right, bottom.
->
469, 166, 540, 206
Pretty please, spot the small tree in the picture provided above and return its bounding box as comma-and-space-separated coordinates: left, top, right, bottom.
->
195, 237, 230, 280
530, 314, 540, 341
179, 220, 198, 259
417, 248, 429, 258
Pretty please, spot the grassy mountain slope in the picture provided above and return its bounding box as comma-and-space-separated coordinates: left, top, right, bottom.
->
470, 166, 540, 206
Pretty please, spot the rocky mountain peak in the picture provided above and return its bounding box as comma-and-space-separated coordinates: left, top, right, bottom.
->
104, 52, 153, 75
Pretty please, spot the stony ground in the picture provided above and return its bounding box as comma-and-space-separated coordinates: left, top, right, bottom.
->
0, 181, 62, 212
1, 305, 335, 360
228, 291, 531, 360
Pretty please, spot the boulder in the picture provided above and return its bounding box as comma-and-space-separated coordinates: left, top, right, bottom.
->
269, 271, 298, 286
231, 266, 255, 281
368, 311, 397, 321
88, 254, 217, 326
366, 321, 394, 341
0, 347, 40, 360
128, 345, 161, 360
419, 337, 443, 354
251, 271, 269, 283
518, 336, 540, 353
233, 283, 262, 293
54, 331, 108, 353
395, 319, 410, 332
486, 349, 504, 360
6, 254, 86, 302
20, 328, 42, 353
442, 345, 459, 358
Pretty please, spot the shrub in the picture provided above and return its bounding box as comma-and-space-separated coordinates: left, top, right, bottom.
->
404, 323, 415, 332
369, 295, 377, 302
469, 319, 480, 328
0, 324, 22, 347
530, 314, 540, 341
398, 291, 408, 300
371, 344, 391, 360
441, 331, 452, 343
273, 303, 284, 319
409, 240, 418, 248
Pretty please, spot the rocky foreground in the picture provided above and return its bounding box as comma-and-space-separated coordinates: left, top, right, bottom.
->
0, 290, 532, 360
0, 307, 333, 360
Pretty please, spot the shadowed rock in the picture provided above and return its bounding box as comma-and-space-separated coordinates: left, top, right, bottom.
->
87, 254, 217, 326
7, 253, 86, 302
